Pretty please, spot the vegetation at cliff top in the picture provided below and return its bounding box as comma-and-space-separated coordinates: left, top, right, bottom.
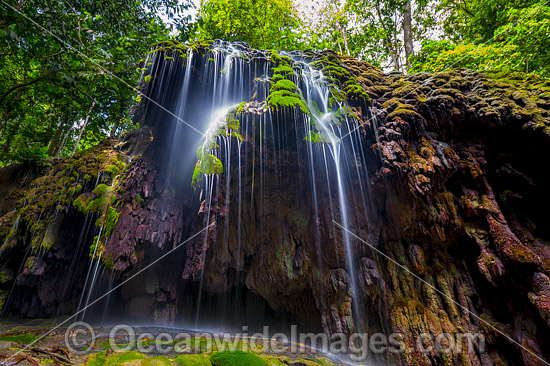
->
1, 0, 548, 167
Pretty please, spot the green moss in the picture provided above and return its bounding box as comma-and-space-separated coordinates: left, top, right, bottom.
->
105, 164, 121, 176
345, 83, 371, 104
135, 193, 144, 206
236, 102, 247, 113
272, 65, 294, 75
328, 87, 347, 104
103, 206, 120, 238
0, 333, 39, 344
142, 357, 172, 366
267, 91, 308, 114
92, 184, 109, 196
175, 355, 212, 366
226, 109, 240, 132
192, 153, 223, 189
210, 351, 268, 366
73, 194, 93, 214
323, 64, 351, 80
86, 351, 147, 366
266, 53, 310, 116
0, 272, 12, 284
112, 352, 147, 364
40, 221, 59, 250
387, 107, 423, 121
271, 79, 298, 92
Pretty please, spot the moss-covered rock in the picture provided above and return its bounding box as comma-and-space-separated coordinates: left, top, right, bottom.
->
210, 351, 268, 366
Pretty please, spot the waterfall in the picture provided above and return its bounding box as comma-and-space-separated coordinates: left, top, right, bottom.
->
139, 40, 376, 333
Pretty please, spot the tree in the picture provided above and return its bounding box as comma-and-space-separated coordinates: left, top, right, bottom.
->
438, 0, 540, 42
195, 0, 304, 50
299, 0, 353, 55
0, 0, 192, 166
301, 0, 436, 71
412, 1, 550, 78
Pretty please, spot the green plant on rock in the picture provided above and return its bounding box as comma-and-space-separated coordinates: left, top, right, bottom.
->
0, 333, 39, 344
193, 150, 224, 189
175, 354, 212, 366
209, 351, 268, 366
192, 105, 244, 189
304, 130, 330, 143
0, 140, 128, 261
267, 51, 309, 115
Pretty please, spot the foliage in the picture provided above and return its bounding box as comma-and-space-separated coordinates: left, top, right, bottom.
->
299, 0, 436, 70
1, 0, 547, 173
0, 0, 192, 167
437, 0, 540, 42
9, 145, 50, 166
194, 0, 304, 50
410, 40, 526, 73
413, 1, 550, 78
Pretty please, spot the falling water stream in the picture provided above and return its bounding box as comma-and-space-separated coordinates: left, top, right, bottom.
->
2, 41, 377, 342
141, 41, 377, 331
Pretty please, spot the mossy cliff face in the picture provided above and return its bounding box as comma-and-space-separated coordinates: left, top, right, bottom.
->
333, 59, 550, 365
0, 128, 186, 320
1, 41, 550, 366
175, 46, 550, 365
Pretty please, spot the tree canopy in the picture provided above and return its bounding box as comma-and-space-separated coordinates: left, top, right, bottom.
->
1, 0, 548, 167
411, 0, 550, 77
195, 0, 304, 50
0, 0, 191, 166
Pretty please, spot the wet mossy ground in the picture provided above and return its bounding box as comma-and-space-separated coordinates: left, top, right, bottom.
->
84, 350, 339, 366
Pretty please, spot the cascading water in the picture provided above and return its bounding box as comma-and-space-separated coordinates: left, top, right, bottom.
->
137, 40, 378, 334
0, 39, 382, 345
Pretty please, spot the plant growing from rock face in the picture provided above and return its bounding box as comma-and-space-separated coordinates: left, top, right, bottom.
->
191, 105, 244, 189
267, 51, 309, 114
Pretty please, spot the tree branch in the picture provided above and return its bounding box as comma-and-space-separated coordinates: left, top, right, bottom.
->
0, 72, 50, 106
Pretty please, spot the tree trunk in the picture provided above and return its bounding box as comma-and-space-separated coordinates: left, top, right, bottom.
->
55, 127, 71, 158
72, 98, 96, 156
338, 21, 351, 56
47, 120, 69, 156
403, 0, 414, 70
375, 0, 400, 71
110, 101, 125, 138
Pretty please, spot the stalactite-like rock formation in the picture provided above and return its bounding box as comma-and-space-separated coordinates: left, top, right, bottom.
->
1, 41, 549, 365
